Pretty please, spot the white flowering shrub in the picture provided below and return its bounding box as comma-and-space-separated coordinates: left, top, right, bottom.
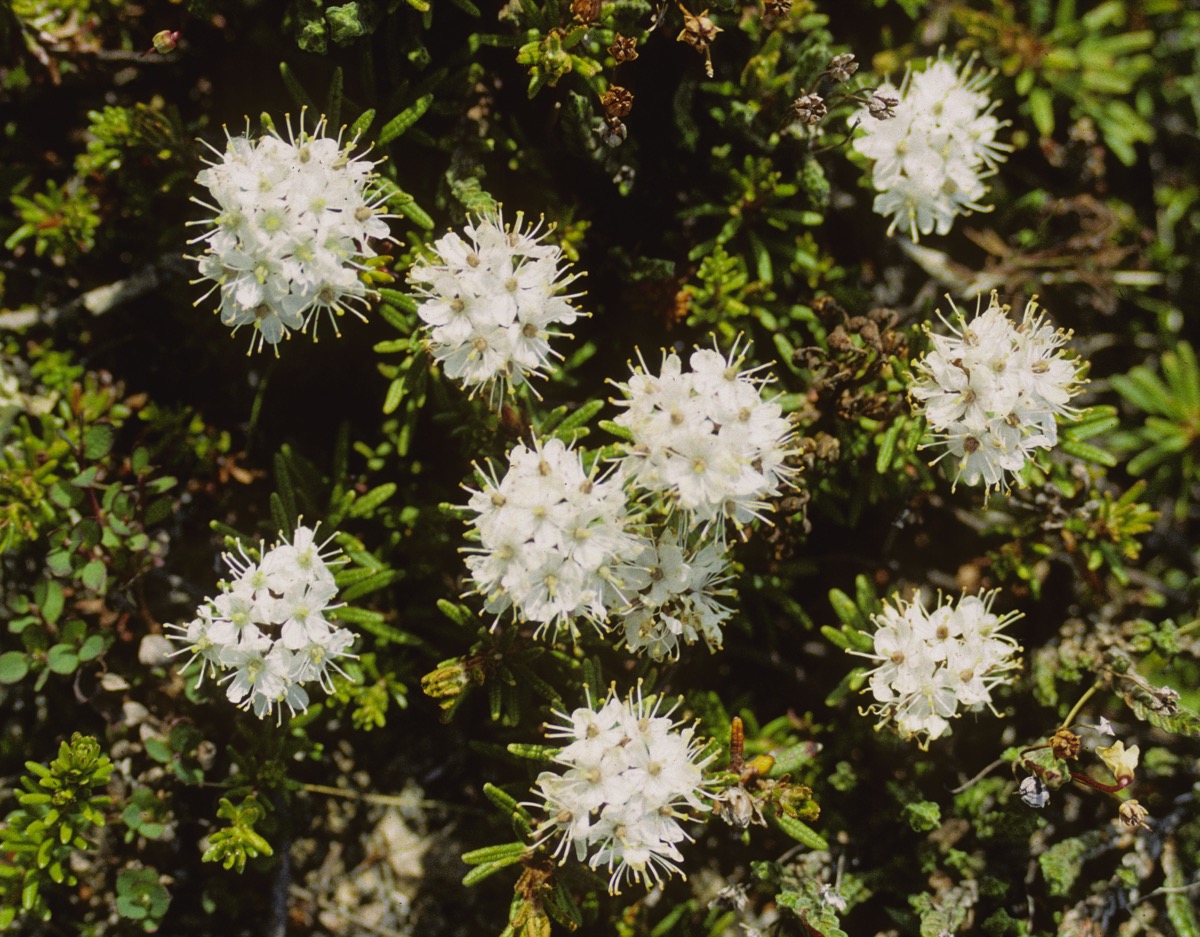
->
409, 213, 582, 402
852, 54, 1011, 241
167, 525, 354, 720
910, 292, 1084, 493
532, 686, 714, 892
852, 590, 1022, 746
7, 2, 1196, 932
191, 118, 389, 353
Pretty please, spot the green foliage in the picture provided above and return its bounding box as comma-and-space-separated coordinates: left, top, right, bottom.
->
200, 797, 274, 874
955, 0, 1159, 165
1111, 341, 1200, 518
115, 868, 171, 930
0, 734, 113, 928
7, 179, 100, 260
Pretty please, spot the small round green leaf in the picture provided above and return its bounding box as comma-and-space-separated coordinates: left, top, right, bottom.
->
0, 651, 29, 685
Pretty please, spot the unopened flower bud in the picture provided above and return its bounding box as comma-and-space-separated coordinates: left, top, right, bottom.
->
792, 93, 827, 126
1118, 799, 1150, 830
152, 29, 180, 54
828, 53, 858, 83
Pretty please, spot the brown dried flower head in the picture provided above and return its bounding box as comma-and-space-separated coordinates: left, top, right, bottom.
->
792, 92, 826, 126
608, 33, 638, 63
676, 3, 721, 78
1048, 728, 1081, 761
600, 85, 634, 120
867, 92, 899, 120
828, 52, 858, 83
763, 0, 792, 20
571, 0, 602, 24
1118, 799, 1150, 830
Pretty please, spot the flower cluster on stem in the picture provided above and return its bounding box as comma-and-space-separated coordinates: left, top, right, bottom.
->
167, 525, 354, 720
851, 589, 1022, 747
852, 54, 1011, 241
532, 685, 714, 893
409, 212, 583, 404
191, 116, 389, 354
910, 292, 1084, 494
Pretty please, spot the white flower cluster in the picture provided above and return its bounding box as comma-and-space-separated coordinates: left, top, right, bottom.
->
621, 534, 734, 660
463, 342, 795, 658
610, 343, 797, 530
852, 55, 1010, 241
910, 292, 1083, 493
464, 438, 642, 641
852, 590, 1021, 746
191, 118, 388, 353
409, 213, 582, 402
533, 687, 713, 893
167, 525, 354, 720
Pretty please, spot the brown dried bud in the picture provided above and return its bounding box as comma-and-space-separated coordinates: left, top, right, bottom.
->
677, 4, 722, 78
792, 92, 827, 126
600, 85, 634, 120
571, 0, 602, 24
867, 92, 899, 120
828, 52, 858, 83
1118, 799, 1150, 830
608, 33, 638, 63
1048, 728, 1081, 761
713, 785, 765, 830
763, 0, 792, 20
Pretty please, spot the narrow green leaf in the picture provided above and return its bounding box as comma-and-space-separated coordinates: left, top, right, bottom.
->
325, 66, 344, 129
279, 62, 315, 109
378, 94, 434, 146
348, 108, 376, 140
767, 809, 828, 850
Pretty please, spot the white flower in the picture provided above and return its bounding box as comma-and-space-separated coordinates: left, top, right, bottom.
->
166, 523, 355, 721
852, 54, 1011, 241
1019, 775, 1049, 809
190, 116, 388, 354
463, 437, 643, 641
410, 211, 582, 403
532, 685, 713, 893
850, 589, 1022, 747
910, 292, 1084, 495
610, 339, 798, 531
